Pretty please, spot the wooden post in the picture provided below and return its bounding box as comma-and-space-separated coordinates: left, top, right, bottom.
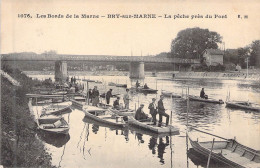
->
186, 87, 189, 127
87, 81, 89, 105
207, 138, 215, 168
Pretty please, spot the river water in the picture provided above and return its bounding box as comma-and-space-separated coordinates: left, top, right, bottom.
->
28, 73, 260, 168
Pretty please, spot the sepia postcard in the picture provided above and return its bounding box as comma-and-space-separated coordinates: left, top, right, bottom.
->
1, 0, 260, 167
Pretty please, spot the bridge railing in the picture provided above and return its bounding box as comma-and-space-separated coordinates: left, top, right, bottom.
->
1, 54, 200, 64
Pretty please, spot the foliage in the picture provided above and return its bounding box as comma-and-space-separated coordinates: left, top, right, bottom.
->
171, 27, 222, 59
237, 47, 250, 68
1, 62, 55, 167
192, 63, 225, 72
249, 40, 260, 67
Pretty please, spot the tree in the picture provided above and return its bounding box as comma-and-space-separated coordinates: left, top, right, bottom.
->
171, 27, 222, 59
237, 47, 250, 68
249, 40, 260, 67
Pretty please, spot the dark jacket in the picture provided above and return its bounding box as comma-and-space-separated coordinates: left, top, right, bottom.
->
92, 89, 99, 98
106, 90, 112, 99
113, 99, 119, 108
158, 99, 165, 114
135, 107, 147, 120
148, 102, 157, 115
200, 90, 205, 98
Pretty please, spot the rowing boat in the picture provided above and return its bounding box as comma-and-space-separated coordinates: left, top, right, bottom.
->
161, 90, 181, 98
188, 129, 260, 168
108, 82, 127, 88
70, 96, 87, 109
189, 95, 224, 104
83, 105, 126, 127
226, 101, 260, 112
42, 101, 72, 115
38, 115, 62, 124
128, 116, 179, 134
37, 116, 69, 135
37, 131, 70, 148
136, 87, 158, 94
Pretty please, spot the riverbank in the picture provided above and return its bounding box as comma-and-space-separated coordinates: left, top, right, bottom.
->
174, 71, 260, 81
1, 63, 55, 167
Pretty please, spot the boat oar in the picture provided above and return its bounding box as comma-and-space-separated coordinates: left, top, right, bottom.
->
207, 138, 215, 168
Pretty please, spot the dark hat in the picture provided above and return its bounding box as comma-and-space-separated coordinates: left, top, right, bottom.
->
140, 104, 144, 106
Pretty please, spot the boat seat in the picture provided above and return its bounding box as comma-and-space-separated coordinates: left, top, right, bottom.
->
219, 149, 259, 168
41, 124, 55, 129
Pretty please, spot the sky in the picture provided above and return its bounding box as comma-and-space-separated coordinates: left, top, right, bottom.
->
1, 0, 260, 56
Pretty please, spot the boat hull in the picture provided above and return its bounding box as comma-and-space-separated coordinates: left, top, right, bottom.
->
189, 96, 224, 104
161, 91, 181, 98
226, 101, 260, 112
128, 116, 179, 134
84, 107, 125, 127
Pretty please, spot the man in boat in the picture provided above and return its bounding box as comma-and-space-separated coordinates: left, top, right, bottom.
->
158, 95, 169, 127
92, 86, 100, 106
123, 89, 131, 109
200, 88, 205, 98
144, 83, 149, 89
135, 104, 148, 121
136, 80, 140, 88
200, 88, 208, 99
105, 89, 113, 105
148, 98, 157, 125
113, 97, 120, 109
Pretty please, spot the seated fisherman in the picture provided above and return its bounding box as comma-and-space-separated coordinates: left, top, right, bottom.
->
144, 83, 149, 89
200, 88, 206, 99
136, 80, 140, 88
113, 97, 120, 109
135, 104, 148, 121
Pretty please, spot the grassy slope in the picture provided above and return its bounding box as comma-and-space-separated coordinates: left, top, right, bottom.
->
1, 62, 55, 167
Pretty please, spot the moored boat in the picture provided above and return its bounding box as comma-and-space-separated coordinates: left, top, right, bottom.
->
70, 96, 87, 109
83, 105, 126, 127
38, 115, 62, 124
189, 95, 224, 104
128, 116, 179, 134
188, 129, 260, 168
226, 101, 260, 112
108, 82, 127, 88
37, 116, 69, 135
136, 87, 158, 94
42, 101, 72, 115
161, 90, 181, 98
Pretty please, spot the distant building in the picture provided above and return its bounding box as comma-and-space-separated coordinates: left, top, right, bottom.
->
202, 49, 224, 66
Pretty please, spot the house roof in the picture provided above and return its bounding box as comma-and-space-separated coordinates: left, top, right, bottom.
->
203, 49, 224, 55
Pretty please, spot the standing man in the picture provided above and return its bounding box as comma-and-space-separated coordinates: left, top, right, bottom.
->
87, 89, 93, 104
92, 86, 100, 106
106, 89, 113, 105
148, 98, 157, 125
123, 88, 131, 109
158, 95, 169, 127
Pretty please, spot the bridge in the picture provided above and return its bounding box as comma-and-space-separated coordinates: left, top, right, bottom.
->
2, 54, 200, 81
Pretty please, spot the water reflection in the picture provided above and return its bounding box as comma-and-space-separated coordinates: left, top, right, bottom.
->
28, 74, 260, 168
37, 131, 70, 148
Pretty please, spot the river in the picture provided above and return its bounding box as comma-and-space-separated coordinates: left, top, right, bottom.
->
28, 73, 260, 168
